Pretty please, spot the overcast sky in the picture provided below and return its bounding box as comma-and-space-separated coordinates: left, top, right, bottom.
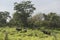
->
0, 0, 60, 15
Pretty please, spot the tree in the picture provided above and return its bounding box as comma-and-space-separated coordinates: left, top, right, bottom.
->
13, 1, 36, 27
28, 13, 44, 28
43, 12, 60, 29
0, 11, 10, 27
31, 13, 44, 22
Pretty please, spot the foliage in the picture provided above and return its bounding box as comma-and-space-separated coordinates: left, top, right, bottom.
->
0, 11, 10, 27
0, 27, 60, 40
10, 1, 36, 27
42, 12, 60, 29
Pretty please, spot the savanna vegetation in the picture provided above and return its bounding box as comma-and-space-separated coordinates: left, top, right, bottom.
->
0, 1, 60, 40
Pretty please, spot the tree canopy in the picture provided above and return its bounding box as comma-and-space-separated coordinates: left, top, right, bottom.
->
10, 1, 36, 27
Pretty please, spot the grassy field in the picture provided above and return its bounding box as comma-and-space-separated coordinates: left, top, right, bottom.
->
0, 27, 60, 40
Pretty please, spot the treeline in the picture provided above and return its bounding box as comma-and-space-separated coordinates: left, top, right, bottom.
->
0, 1, 60, 29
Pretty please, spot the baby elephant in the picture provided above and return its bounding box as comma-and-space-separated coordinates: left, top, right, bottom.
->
16, 27, 22, 31
42, 30, 51, 35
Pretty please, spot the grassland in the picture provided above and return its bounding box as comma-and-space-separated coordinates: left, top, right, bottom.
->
0, 27, 60, 40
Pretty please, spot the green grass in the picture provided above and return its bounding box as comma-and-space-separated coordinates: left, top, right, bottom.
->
0, 27, 60, 40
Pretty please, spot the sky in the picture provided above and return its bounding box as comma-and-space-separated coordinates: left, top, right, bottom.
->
0, 0, 60, 16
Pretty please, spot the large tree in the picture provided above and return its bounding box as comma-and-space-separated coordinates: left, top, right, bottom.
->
13, 1, 36, 27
